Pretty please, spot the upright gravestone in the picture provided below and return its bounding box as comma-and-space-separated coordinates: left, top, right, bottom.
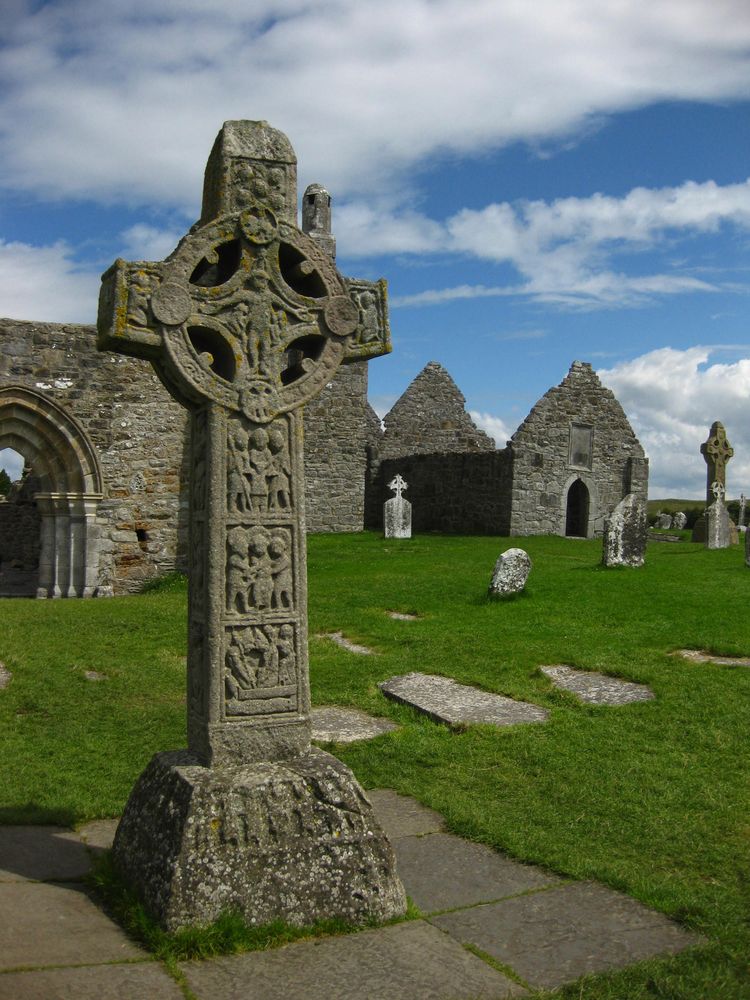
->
739, 493, 747, 528
672, 511, 687, 530
384, 473, 412, 538
602, 493, 647, 567
705, 481, 732, 549
97, 120, 406, 931
693, 422, 734, 543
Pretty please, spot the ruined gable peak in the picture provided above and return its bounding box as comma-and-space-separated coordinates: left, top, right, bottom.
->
381, 361, 495, 457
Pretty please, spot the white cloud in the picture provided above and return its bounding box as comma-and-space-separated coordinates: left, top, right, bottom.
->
361, 178, 750, 309
0, 1, 749, 207
119, 224, 183, 263
599, 347, 750, 498
0, 240, 100, 323
469, 411, 514, 447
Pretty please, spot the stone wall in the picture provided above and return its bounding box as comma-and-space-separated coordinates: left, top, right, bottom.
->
0, 318, 190, 594
373, 450, 513, 534
508, 361, 648, 537
0, 318, 378, 593
379, 361, 495, 459
302, 361, 373, 532
0, 500, 40, 568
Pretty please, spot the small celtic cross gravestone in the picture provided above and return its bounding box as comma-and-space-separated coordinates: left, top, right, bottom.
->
97, 120, 405, 931
739, 493, 746, 527
701, 421, 733, 505
384, 473, 412, 538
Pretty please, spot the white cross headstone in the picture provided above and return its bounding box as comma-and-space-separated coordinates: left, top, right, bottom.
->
384, 474, 412, 538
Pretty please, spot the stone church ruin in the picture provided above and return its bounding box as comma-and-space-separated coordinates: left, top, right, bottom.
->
0, 181, 647, 598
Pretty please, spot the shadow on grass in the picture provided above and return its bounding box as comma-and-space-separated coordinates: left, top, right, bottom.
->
0, 802, 78, 826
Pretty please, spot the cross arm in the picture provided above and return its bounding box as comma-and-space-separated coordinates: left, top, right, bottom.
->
97, 258, 165, 360
342, 278, 392, 363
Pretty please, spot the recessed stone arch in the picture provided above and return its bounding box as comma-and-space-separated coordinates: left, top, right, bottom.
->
561, 472, 598, 538
0, 385, 103, 597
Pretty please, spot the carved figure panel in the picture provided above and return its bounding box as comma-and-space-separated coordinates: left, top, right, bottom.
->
227, 415, 292, 516
224, 623, 297, 717
226, 524, 294, 615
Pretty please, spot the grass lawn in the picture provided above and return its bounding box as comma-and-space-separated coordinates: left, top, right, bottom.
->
1, 532, 748, 998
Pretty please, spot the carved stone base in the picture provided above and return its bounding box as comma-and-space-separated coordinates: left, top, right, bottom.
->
112, 748, 407, 932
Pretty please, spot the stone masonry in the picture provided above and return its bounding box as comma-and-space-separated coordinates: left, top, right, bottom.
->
508, 361, 648, 537
0, 318, 371, 594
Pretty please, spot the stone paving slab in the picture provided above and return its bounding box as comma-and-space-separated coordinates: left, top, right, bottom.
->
675, 649, 750, 667
431, 881, 702, 991
0, 962, 181, 1000
367, 789, 445, 839
0, 826, 92, 881
0, 881, 148, 970
379, 672, 549, 727
77, 818, 119, 854
540, 665, 654, 705
319, 631, 375, 655
394, 832, 561, 913
181, 919, 525, 999
311, 706, 399, 743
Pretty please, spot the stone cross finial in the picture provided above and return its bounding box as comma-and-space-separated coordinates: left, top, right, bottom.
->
97, 120, 391, 767
700, 421, 733, 505
388, 473, 408, 498
711, 480, 726, 503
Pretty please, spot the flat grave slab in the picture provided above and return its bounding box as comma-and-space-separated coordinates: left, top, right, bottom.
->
0, 662, 10, 689
379, 672, 549, 727
0, 962, 182, 1000
181, 919, 524, 999
311, 706, 398, 743
0, 881, 147, 970
367, 789, 445, 840
431, 880, 702, 992
540, 665, 654, 705
675, 649, 750, 667
319, 631, 376, 655
394, 832, 561, 912
0, 826, 92, 882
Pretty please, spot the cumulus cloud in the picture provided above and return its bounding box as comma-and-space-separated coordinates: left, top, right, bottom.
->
469, 411, 514, 447
599, 347, 750, 498
0, 240, 100, 323
118, 224, 184, 263
0, 1, 749, 207
356, 178, 750, 309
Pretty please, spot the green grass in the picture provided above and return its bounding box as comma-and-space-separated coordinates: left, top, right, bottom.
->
1, 531, 749, 997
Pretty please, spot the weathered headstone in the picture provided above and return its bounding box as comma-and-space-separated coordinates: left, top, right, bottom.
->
489, 547, 531, 596
705, 483, 731, 550
744, 520, 750, 567
655, 512, 672, 529
672, 511, 687, 530
97, 120, 406, 931
739, 493, 747, 528
601, 493, 647, 567
384, 473, 412, 538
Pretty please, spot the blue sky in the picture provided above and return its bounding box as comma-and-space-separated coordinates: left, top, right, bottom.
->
1, 0, 749, 498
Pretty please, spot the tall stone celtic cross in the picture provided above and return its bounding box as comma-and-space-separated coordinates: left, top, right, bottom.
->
98, 121, 391, 767
700, 421, 733, 505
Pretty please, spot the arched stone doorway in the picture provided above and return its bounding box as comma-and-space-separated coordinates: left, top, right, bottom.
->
565, 478, 590, 537
0, 386, 103, 597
